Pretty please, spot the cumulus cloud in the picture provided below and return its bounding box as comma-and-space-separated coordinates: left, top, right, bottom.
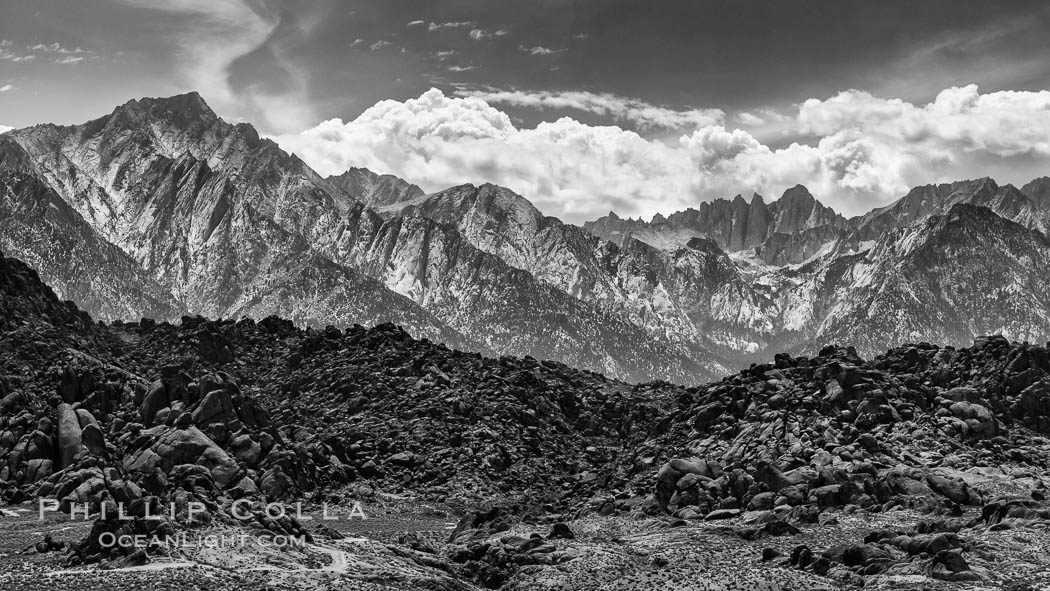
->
676, 126, 918, 214
0, 84, 13, 93
456, 88, 724, 131
674, 85, 1050, 214
406, 20, 425, 27
275, 86, 1050, 223
0, 125, 12, 134
274, 89, 697, 221
799, 85, 1050, 158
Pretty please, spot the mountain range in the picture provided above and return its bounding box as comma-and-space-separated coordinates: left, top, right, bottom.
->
2, 92, 1049, 383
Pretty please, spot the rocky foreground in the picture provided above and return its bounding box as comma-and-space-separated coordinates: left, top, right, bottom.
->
1, 247, 1050, 590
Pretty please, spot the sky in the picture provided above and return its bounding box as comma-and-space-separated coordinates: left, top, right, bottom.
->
2, 0, 1050, 222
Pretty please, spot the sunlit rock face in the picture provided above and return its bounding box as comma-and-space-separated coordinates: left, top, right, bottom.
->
3, 93, 1050, 383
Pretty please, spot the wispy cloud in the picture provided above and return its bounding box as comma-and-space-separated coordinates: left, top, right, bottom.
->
0, 40, 97, 64
468, 28, 508, 41
111, 0, 278, 102
448, 65, 476, 72
0, 48, 35, 62
369, 40, 393, 51
27, 42, 89, 55
428, 21, 473, 32
878, 9, 1050, 101
734, 112, 765, 126
519, 45, 563, 56
110, 0, 321, 132
406, 20, 425, 27
456, 87, 725, 130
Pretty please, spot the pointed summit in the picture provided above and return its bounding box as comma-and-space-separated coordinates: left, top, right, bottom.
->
1021, 177, 1050, 210
112, 91, 219, 128
777, 184, 815, 207
328, 167, 424, 210
769, 185, 844, 236
140, 91, 214, 114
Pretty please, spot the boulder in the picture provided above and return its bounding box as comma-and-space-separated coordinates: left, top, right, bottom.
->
140, 380, 169, 426
230, 434, 263, 466
25, 458, 53, 484
947, 401, 999, 438
233, 395, 270, 428
56, 403, 84, 469
926, 473, 981, 505
75, 408, 99, 430
655, 458, 720, 510
58, 365, 82, 404
192, 389, 237, 427
124, 426, 241, 488
260, 466, 293, 500
0, 391, 23, 414
82, 423, 106, 457
25, 429, 54, 461
755, 460, 809, 492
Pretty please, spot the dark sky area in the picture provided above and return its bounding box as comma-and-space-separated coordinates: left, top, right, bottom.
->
2, 0, 1046, 132
2, 1, 1049, 221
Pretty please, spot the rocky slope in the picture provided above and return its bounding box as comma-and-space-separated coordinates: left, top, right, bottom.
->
0, 247, 692, 588
4, 249, 1050, 589
609, 333, 1050, 588
584, 178, 1048, 258
3, 91, 1050, 381
1021, 176, 1050, 209
583, 178, 1050, 359
393, 183, 773, 358
0, 170, 185, 320
327, 166, 424, 210
583, 185, 847, 255
0, 98, 469, 349
815, 203, 1050, 352
850, 177, 1050, 240
0, 246, 679, 512
0, 93, 723, 382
